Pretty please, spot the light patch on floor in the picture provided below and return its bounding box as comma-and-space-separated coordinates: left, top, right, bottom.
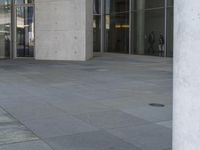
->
0, 108, 38, 146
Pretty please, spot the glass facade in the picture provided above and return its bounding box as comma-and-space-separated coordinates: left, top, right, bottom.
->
133, 0, 165, 56
0, 0, 34, 59
0, 0, 173, 59
15, 0, 34, 4
166, 0, 173, 57
93, 0, 101, 52
105, 0, 129, 53
16, 6, 34, 57
93, 0, 174, 57
0, 1, 11, 58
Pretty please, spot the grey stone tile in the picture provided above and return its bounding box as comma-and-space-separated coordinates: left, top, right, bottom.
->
0, 100, 68, 122
23, 114, 97, 138
157, 121, 172, 128
108, 124, 172, 150
0, 123, 38, 145
46, 130, 141, 150
0, 113, 17, 124
51, 100, 112, 115
0, 114, 16, 124
98, 96, 155, 110
121, 105, 172, 123
162, 148, 172, 150
0, 108, 38, 146
0, 140, 53, 150
74, 110, 149, 129
0, 108, 7, 115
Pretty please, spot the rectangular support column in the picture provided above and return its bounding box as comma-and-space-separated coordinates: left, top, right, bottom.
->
35, 0, 93, 61
173, 0, 200, 149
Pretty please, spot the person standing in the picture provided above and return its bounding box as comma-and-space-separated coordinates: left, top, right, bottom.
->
158, 33, 165, 57
148, 31, 155, 55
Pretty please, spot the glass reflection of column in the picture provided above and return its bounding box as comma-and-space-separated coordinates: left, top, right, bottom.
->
136, 0, 145, 55
166, 0, 173, 57
0, 3, 11, 58
129, 0, 134, 54
25, 7, 28, 56
93, 0, 101, 52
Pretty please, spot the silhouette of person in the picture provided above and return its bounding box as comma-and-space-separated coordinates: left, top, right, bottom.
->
5, 33, 10, 57
158, 33, 165, 57
148, 31, 155, 55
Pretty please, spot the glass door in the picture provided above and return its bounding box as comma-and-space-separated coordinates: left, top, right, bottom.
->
16, 5, 34, 57
0, 3, 11, 59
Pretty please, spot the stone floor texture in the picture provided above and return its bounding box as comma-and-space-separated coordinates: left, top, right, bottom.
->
0, 53, 172, 150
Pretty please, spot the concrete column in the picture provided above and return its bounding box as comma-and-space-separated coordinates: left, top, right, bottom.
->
173, 0, 200, 150
35, 0, 93, 61
136, 0, 145, 54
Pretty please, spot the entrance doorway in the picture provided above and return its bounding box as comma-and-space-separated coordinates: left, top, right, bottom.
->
0, 0, 34, 59
16, 6, 34, 57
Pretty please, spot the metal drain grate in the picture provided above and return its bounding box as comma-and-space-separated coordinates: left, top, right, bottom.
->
149, 103, 165, 107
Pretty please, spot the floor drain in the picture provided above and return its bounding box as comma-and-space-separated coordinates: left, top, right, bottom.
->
149, 103, 165, 107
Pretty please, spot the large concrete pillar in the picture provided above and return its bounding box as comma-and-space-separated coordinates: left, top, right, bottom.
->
35, 0, 93, 61
173, 0, 200, 150
136, 0, 145, 54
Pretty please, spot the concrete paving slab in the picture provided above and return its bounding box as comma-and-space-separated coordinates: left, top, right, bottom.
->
108, 124, 172, 150
74, 110, 149, 129
121, 104, 172, 123
22, 114, 97, 138
0, 140, 53, 150
46, 130, 141, 150
0, 54, 173, 149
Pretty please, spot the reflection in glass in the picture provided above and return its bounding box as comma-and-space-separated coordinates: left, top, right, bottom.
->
93, 0, 101, 14
145, 0, 164, 9
0, 0, 11, 5
131, 0, 165, 11
132, 0, 165, 56
15, 0, 34, 4
0, 5, 11, 58
144, 9, 165, 56
93, 15, 101, 52
105, 0, 129, 14
16, 6, 34, 57
166, 7, 173, 57
94, 0, 174, 57
167, 0, 174, 7
105, 13, 129, 53
93, 0, 101, 52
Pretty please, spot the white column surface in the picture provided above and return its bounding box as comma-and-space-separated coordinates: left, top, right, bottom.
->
173, 0, 200, 150
35, 0, 93, 61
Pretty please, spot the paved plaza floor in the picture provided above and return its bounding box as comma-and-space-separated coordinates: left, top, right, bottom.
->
0, 53, 172, 150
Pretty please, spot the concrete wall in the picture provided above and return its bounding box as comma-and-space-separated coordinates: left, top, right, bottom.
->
35, 0, 93, 61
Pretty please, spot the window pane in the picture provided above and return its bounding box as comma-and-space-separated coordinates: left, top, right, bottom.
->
0, 0, 11, 5
145, 0, 164, 9
106, 0, 129, 14
105, 13, 129, 53
133, 8, 165, 56
15, 0, 34, 4
131, 0, 165, 11
166, 7, 173, 57
93, 0, 101, 14
0, 5, 11, 58
16, 6, 34, 57
167, 0, 173, 7
93, 15, 101, 52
